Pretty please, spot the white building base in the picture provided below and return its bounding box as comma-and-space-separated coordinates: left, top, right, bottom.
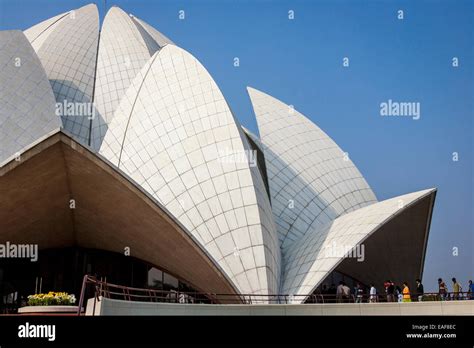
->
86, 297, 474, 316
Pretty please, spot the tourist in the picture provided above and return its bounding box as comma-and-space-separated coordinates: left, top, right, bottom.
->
452, 278, 462, 300
369, 284, 377, 303
384, 280, 390, 301
388, 280, 395, 302
395, 285, 403, 302
342, 282, 351, 302
415, 279, 424, 301
385, 280, 395, 302
354, 283, 364, 303
402, 282, 411, 302
336, 281, 344, 303
468, 280, 474, 300
438, 278, 447, 300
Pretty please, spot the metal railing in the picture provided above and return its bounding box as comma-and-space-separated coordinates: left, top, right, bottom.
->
77, 275, 474, 315
308, 292, 474, 303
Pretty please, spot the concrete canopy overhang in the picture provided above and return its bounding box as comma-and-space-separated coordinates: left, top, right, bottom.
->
0, 131, 240, 299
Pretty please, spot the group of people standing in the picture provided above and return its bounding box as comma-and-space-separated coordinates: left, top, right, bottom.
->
319, 277, 474, 303
375, 277, 474, 302
377, 280, 420, 303
437, 277, 473, 300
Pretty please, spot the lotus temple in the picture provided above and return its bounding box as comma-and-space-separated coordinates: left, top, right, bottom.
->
0, 4, 438, 308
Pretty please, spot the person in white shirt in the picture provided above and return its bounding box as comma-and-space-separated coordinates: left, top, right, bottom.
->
336, 281, 344, 303
342, 283, 351, 302
369, 284, 377, 303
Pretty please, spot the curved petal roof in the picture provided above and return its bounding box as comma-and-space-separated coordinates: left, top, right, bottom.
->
23, 5, 174, 149
281, 188, 436, 301
91, 7, 171, 150
24, 11, 70, 51
0, 4, 438, 301
248, 87, 378, 249
0, 31, 61, 165
99, 45, 280, 295
132, 16, 174, 47
25, 4, 99, 145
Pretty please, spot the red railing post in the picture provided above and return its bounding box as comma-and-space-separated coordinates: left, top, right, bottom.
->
77, 274, 89, 316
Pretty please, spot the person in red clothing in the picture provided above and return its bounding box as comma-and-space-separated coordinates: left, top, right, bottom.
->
438, 278, 448, 300
384, 280, 395, 302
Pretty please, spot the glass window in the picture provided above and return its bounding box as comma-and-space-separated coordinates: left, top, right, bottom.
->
163, 272, 178, 290
147, 267, 163, 289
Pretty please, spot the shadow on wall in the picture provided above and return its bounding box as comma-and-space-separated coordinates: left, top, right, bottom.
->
49, 79, 107, 148
131, 18, 160, 55
261, 144, 338, 249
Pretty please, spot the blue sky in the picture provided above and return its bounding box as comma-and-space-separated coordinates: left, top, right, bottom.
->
0, 0, 472, 292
